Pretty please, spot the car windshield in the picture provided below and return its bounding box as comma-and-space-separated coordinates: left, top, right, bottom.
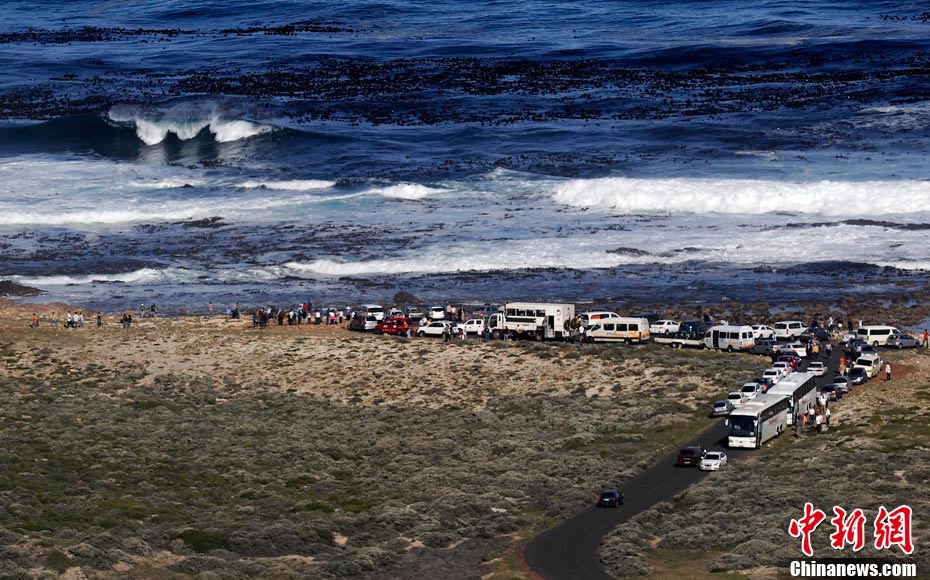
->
705, 453, 721, 460
728, 415, 756, 437
741, 386, 756, 393
680, 449, 696, 456
728, 394, 742, 401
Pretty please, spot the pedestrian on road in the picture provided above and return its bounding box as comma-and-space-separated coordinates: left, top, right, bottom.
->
825, 408, 831, 427
807, 405, 815, 427
885, 362, 892, 381
815, 413, 823, 433
826, 342, 833, 357
796, 412, 804, 437
923, 329, 929, 348
839, 355, 845, 373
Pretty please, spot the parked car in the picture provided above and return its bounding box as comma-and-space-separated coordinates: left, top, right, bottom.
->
780, 342, 808, 358
374, 316, 410, 336
676, 445, 707, 467
699, 451, 728, 471
711, 400, 735, 416
751, 325, 776, 339
596, 489, 624, 508
807, 327, 831, 342
849, 367, 869, 385
649, 319, 680, 335
832, 375, 850, 393
819, 384, 842, 401
773, 320, 808, 340
727, 391, 746, 408
825, 381, 849, 396
348, 313, 378, 332
750, 377, 776, 391
678, 320, 706, 337
428, 306, 446, 320
459, 318, 486, 335
854, 353, 883, 378
753, 338, 781, 355
777, 355, 799, 371
762, 368, 783, 384
887, 333, 919, 349
418, 320, 454, 337
807, 361, 827, 377
404, 305, 425, 320
771, 361, 793, 376
740, 382, 763, 401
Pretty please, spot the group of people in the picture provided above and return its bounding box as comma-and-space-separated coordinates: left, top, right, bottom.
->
797, 398, 832, 436
250, 304, 352, 329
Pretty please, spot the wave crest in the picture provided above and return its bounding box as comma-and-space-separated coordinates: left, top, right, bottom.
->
108, 105, 274, 146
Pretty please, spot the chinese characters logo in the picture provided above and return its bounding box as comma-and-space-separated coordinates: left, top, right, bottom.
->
789, 503, 913, 557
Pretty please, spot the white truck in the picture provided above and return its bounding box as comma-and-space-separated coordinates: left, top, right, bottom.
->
486, 302, 575, 341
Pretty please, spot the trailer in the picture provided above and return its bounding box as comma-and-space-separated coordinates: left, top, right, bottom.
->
486, 302, 575, 340
653, 331, 705, 349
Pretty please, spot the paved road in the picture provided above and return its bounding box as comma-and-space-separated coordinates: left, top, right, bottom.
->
525, 345, 841, 580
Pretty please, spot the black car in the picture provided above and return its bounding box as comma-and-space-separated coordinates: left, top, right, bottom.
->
802, 327, 831, 343
849, 367, 869, 385
676, 445, 707, 467
596, 489, 624, 508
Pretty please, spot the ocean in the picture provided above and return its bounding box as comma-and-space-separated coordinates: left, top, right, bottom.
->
3, 0, 930, 313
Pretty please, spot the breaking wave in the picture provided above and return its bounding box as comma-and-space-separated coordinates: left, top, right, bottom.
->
237, 179, 337, 191
108, 105, 274, 145
551, 177, 930, 216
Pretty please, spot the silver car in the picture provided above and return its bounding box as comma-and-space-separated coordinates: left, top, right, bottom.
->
711, 400, 735, 416
887, 333, 919, 349
699, 451, 728, 471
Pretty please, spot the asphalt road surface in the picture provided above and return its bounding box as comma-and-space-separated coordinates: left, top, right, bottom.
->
525, 345, 841, 580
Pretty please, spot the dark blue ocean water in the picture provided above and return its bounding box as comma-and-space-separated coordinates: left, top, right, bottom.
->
2, 0, 930, 311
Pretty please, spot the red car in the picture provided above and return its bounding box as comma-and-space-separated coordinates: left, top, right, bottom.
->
374, 316, 410, 336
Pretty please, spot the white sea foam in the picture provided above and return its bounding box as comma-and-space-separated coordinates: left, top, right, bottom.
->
363, 183, 440, 200
108, 105, 273, 145
551, 177, 930, 216
238, 179, 336, 191
13, 268, 202, 287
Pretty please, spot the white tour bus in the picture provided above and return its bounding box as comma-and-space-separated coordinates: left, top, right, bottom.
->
703, 324, 755, 352
726, 393, 790, 448
486, 302, 575, 340
586, 317, 651, 344
765, 372, 817, 425
855, 325, 901, 347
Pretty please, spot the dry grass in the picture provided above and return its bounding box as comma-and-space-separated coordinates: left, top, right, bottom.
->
0, 306, 765, 578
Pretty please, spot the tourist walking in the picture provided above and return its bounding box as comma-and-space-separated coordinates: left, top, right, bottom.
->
885, 362, 892, 381
825, 407, 831, 427
923, 329, 929, 348
815, 413, 823, 433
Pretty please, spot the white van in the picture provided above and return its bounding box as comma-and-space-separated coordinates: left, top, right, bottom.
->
586, 317, 651, 344
853, 353, 883, 378
361, 304, 385, 321
773, 320, 807, 340
856, 325, 900, 347
703, 325, 754, 352
579, 311, 620, 325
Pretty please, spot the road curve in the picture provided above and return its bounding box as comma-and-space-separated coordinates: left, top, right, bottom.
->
525, 349, 839, 580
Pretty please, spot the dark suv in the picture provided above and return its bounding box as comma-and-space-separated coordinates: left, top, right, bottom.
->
676, 445, 707, 467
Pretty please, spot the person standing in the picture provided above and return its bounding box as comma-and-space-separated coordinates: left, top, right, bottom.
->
885, 362, 892, 381
815, 412, 823, 433
923, 329, 929, 348
796, 412, 804, 437
825, 407, 831, 427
